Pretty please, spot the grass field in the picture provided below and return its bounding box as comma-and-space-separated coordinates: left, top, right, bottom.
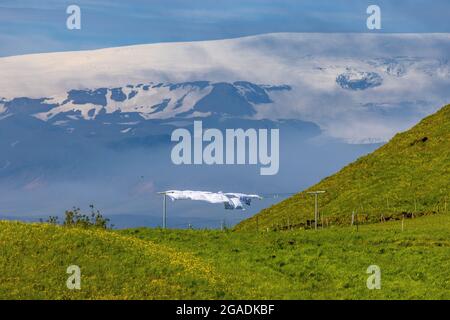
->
0, 221, 226, 299
1, 213, 449, 299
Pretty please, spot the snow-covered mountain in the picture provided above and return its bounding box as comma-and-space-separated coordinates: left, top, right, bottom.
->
3, 81, 290, 123
1, 33, 450, 143
1, 33, 450, 225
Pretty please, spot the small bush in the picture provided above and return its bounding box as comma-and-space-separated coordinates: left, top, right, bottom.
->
46, 204, 112, 229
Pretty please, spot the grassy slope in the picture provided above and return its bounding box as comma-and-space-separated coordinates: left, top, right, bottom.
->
236, 104, 450, 231
0, 221, 226, 299
1, 214, 450, 299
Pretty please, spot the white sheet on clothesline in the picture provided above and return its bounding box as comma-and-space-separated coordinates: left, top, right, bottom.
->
163, 190, 262, 210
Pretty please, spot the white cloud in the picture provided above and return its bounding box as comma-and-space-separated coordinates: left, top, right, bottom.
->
1, 32, 450, 143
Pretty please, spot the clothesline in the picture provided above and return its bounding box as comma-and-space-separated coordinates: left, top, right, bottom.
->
161, 190, 262, 210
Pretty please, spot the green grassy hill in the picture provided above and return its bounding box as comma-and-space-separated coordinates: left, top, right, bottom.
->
0, 221, 226, 299
236, 104, 450, 231
1, 214, 450, 299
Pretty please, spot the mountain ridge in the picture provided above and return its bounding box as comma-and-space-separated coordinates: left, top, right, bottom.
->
0, 81, 290, 123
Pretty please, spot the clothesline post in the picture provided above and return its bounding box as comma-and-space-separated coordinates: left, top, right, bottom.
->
163, 193, 167, 229
158, 192, 167, 229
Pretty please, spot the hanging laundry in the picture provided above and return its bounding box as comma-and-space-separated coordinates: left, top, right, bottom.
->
163, 190, 262, 210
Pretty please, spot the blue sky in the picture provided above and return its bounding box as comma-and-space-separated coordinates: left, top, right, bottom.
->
1, 0, 450, 57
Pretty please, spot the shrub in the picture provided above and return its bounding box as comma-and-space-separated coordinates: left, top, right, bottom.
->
46, 204, 112, 229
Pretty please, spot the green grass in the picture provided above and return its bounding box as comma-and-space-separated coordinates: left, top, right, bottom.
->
0, 221, 226, 299
120, 214, 450, 299
1, 213, 449, 299
236, 104, 450, 231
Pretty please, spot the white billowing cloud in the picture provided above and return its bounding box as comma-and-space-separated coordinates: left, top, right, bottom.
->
1, 33, 450, 143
